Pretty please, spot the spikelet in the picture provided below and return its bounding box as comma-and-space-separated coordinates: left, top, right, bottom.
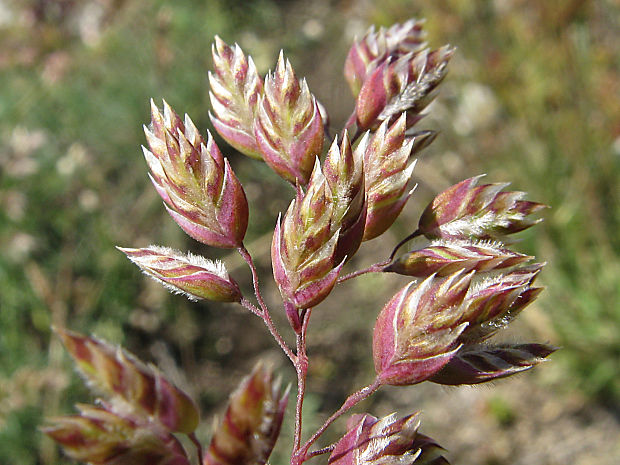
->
209, 36, 264, 159
144, 100, 248, 248
254, 52, 324, 185
372, 272, 472, 385
386, 240, 532, 277
356, 46, 453, 131
43, 404, 191, 465
323, 131, 366, 263
329, 412, 448, 465
204, 364, 288, 465
360, 115, 421, 241
56, 328, 199, 434
344, 19, 427, 96
430, 343, 557, 385
418, 176, 547, 241
272, 159, 346, 314
118, 246, 242, 302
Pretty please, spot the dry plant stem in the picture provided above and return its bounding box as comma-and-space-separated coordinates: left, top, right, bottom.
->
189, 432, 204, 465
238, 246, 296, 364
294, 378, 382, 465
293, 308, 311, 454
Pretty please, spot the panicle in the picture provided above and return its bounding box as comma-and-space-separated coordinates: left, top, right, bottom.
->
117, 245, 242, 302
144, 100, 249, 248
209, 36, 264, 159
254, 52, 325, 185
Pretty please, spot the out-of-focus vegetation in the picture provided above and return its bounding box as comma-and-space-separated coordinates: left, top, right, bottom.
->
0, 1, 618, 464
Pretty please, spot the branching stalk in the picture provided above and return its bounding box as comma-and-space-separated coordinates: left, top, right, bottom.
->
294, 378, 382, 465
293, 308, 312, 454
238, 245, 296, 364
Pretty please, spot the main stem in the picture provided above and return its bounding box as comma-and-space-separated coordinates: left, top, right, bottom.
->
293, 309, 311, 453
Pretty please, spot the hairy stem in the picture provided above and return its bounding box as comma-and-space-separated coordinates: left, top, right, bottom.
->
307, 445, 336, 459
238, 245, 296, 364
240, 297, 262, 316
238, 245, 270, 314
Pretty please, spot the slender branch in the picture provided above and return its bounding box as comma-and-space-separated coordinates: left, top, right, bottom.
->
293, 308, 311, 453
238, 245, 296, 364
189, 432, 204, 465
294, 378, 382, 464
338, 230, 424, 285
307, 445, 336, 459
337, 261, 389, 284
240, 297, 262, 316
238, 245, 270, 314
388, 229, 422, 261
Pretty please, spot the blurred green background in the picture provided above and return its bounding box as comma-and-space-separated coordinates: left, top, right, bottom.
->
1, 0, 618, 464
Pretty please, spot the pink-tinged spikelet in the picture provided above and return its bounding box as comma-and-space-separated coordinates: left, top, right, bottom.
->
430, 343, 556, 386
254, 52, 325, 185
118, 246, 242, 302
43, 404, 191, 465
372, 272, 473, 386
329, 412, 448, 465
209, 36, 264, 159
323, 131, 367, 263
356, 45, 453, 131
418, 176, 547, 241
55, 328, 200, 434
344, 19, 427, 97
204, 364, 288, 465
271, 159, 346, 313
360, 115, 422, 241
144, 100, 248, 248
455, 263, 545, 343
386, 240, 533, 277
